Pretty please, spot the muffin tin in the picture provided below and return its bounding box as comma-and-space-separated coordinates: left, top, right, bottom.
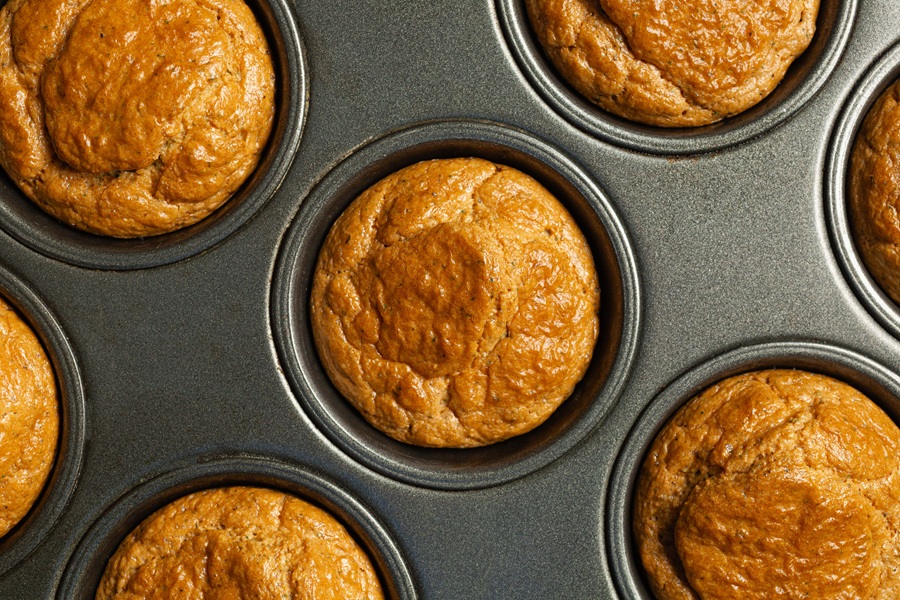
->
0, 0, 899, 598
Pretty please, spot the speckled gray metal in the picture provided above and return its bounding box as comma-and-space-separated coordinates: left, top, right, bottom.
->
0, 0, 895, 598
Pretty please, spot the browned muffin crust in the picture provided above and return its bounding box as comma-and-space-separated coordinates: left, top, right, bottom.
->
0, 297, 58, 538
850, 79, 900, 303
634, 370, 900, 600
96, 486, 384, 599
0, 0, 275, 237
525, 0, 819, 127
310, 157, 600, 448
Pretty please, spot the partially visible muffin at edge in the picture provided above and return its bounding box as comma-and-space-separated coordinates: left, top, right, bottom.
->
0, 0, 276, 238
850, 78, 900, 303
310, 157, 600, 448
0, 297, 58, 538
95, 486, 384, 599
525, 0, 820, 127
634, 369, 900, 600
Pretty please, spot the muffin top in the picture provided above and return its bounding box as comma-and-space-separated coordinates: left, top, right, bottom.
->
0, 297, 58, 538
0, 0, 275, 237
525, 0, 819, 127
96, 486, 384, 599
849, 79, 900, 303
634, 369, 900, 600
310, 157, 600, 448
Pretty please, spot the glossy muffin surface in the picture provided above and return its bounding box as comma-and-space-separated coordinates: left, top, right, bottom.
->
634, 370, 900, 600
96, 486, 384, 599
0, 0, 275, 237
0, 297, 58, 538
850, 79, 900, 303
311, 157, 600, 448
525, 0, 819, 127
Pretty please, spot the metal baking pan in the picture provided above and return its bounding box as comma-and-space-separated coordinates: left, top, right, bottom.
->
0, 0, 898, 598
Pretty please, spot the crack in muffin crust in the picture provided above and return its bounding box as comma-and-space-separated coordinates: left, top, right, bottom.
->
0, 0, 275, 237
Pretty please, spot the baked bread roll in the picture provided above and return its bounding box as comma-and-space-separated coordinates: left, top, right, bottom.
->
96, 486, 384, 599
0, 297, 58, 538
311, 157, 600, 448
0, 0, 275, 237
525, 0, 820, 127
634, 369, 900, 600
849, 79, 900, 304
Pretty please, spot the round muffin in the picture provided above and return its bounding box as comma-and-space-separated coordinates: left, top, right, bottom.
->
0, 0, 275, 238
96, 486, 384, 599
849, 79, 900, 303
634, 369, 900, 600
525, 0, 820, 127
0, 296, 58, 538
310, 157, 600, 448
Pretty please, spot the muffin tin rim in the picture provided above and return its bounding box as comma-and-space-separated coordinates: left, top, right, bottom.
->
605, 340, 900, 600
0, 265, 85, 578
271, 118, 642, 490
495, 0, 858, 155
0, 0, 308, 270
825, 41, 900, 342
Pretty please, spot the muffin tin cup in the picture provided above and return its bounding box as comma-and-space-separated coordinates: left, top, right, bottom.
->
272, 119, 641, 490
606, 341, 900, 599
496, 0, 857, 155
0, 266, 85, 576
826, 42, 900, 340
56, 456, 417, 599
0, 0, 307, 270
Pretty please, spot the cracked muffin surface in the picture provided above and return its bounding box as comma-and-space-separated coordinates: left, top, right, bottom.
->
634, 369, 900, 600
525, 0, 819, 127
849, 79, 900, 304
0, 297, 58, 539
0, 0, 275, 237
310, 157, 600, 448
95, 486, 384, 600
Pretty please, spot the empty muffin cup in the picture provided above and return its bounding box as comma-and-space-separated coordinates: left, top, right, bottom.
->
272, 119, 640, 489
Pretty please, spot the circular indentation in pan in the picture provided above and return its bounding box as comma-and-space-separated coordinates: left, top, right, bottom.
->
607, 341, 900, 599
496, 0, 856, 155
826, 43, 900, 340
272, 119, 640, 490
0, 0, 306, 270
0, 266, 85, 576
56, 456, 416, 599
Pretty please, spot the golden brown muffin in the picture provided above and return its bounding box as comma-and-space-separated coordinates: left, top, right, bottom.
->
0, 297, 58, 538
849, 79, 900, 303
525, 0, 819, 127
0, 0, 275, 238
310, 157, 600, 448
633, 369, 900, 600
96, 486, 384, 600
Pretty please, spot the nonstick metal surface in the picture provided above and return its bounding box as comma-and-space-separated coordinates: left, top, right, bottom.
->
0, 0, 898, 598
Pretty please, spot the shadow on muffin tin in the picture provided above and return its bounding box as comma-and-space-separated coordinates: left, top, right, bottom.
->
605, 341, 900, 599
0, 0, 307, 270
0, 266, 84, 577
826, 42, 900, 341
496, 0, 857, 155
56, 456, 417, 599
271, 119, 641, 490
